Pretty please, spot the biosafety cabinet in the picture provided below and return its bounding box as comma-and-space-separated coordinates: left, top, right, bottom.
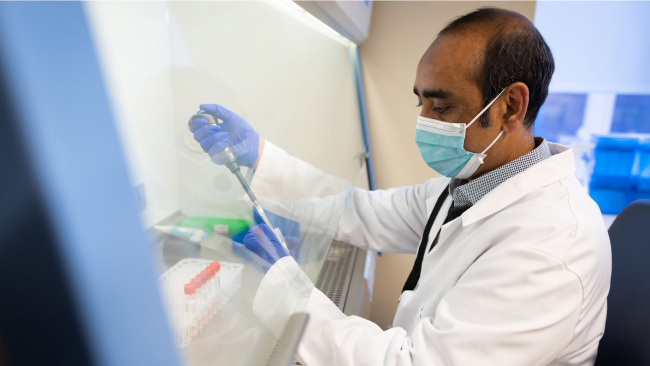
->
84, 2, 374, 365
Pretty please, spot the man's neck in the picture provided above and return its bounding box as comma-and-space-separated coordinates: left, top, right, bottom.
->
468, 134, 536, 181
502, 134, 536, 166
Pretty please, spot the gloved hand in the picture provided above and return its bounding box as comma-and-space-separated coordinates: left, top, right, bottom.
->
238, 224, 300, 272
189, 104, 260, 168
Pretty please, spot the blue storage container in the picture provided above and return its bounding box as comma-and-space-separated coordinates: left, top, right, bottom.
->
634, 190, 650, 201
590, 176, 633, 214
637, 140, 650, 190
591, 137, 638, 178
633, 140, 650, 200
589, 137, 639, 214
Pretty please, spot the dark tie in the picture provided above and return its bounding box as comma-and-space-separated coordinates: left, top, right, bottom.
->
401, 189, 469, 293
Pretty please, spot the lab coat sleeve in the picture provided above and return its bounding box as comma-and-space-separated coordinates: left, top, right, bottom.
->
250, 141, 443, 253
254, 247, 583, 366
333, 180, 438, 253
250, 140, 353, 199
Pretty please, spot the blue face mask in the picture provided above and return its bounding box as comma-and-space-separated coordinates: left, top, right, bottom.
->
415, 89, 505, 179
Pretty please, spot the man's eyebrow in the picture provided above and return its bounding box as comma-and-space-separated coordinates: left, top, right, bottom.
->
413, 87, 453, 99
420, 88, 453, 99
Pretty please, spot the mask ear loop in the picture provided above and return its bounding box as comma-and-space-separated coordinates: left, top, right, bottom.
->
477, 130, 504, 164
466, 88, 507, 164
466, 88, 507, 128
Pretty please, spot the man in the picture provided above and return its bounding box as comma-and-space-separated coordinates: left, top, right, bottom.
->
190, 8, 611, 366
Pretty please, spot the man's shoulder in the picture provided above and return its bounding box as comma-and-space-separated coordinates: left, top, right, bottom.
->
421, 176, 452, 198
509, 175, 604, 230
492, 175, 610, 271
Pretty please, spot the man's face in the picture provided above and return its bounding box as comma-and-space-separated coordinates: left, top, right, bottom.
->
413, 32, 506, 168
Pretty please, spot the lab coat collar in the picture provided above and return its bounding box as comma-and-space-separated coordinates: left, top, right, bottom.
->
461, 142, 575, 227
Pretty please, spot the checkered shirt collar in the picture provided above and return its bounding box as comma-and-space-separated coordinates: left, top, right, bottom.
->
449, 137, 551, 208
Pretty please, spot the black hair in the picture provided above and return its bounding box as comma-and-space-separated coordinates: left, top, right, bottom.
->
439, 8, 555, 128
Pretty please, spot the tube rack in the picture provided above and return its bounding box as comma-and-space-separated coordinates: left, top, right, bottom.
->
158, 258, 243, 348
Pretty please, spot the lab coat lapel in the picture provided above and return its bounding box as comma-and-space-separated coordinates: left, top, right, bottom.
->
425, 177, 451, 216
461, 143, 576, 227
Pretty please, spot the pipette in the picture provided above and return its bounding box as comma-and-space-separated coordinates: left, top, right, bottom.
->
188, 111, 288, 249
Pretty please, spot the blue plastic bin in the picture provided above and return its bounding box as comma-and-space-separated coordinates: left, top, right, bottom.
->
634, 190, 650, 201
592, 137, 639, 178
590, 176, 634, 214
637, 140, 650, 191
632, 140, 650, 201
589, 137, 639, 214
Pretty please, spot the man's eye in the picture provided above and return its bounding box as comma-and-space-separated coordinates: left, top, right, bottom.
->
433, 107, 448, 114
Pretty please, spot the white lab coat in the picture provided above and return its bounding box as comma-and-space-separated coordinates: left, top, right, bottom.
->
249, 141, 612, 366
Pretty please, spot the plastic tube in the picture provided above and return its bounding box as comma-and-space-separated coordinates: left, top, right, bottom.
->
154, 225, 207, 243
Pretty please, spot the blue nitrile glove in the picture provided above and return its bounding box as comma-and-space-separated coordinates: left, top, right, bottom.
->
253, 209, 300, 240
189, 104, 260, 168
238, 224, 299, 272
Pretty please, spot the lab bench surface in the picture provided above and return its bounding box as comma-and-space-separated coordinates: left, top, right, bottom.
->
154, 234, 372, 365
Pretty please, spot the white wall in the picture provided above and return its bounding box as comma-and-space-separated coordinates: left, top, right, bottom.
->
535, 1, 650, 95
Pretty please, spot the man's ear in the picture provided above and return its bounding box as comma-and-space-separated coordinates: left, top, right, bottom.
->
501, 82, 529, 133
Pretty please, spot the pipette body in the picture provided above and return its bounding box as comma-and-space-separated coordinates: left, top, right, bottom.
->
189, 111, 288, 249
